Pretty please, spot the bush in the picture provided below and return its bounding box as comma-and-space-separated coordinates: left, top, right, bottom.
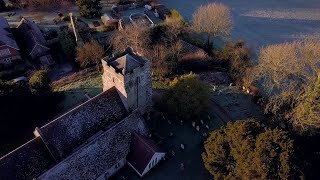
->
162, 73, 210, 120
29, 70, 51, 91
179, 50, 213, 70
218, 41, 251, 83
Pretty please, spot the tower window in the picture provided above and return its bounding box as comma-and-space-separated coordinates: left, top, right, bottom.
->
113, 78, 115, 83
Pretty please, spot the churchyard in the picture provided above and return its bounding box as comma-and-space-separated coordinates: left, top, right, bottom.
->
112, 84, 262, 179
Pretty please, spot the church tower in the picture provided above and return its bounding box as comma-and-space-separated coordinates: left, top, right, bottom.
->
101, 48, 152, 114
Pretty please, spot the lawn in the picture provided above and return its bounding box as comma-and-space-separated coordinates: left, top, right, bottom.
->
53, 71, 103, 111
210, 85, 262, 121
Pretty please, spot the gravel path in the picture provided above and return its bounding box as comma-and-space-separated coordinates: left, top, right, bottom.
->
161, 0, 320, 53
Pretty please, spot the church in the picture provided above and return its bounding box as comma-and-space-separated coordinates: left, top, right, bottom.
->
0, 48, 165, 180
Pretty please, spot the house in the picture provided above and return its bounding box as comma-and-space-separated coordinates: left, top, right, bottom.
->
0, 48, 164, 180
16, 18, 54, 66
0, 17, 21, 65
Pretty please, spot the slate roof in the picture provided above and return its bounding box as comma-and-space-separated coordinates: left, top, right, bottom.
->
0, 137, 55, 180
105, 48, 146, 75
16, 18, 48, 55
0, 17, 19, 50
127, 132, 165, 174
38, 87, 128, 159
38, 111, 148, 180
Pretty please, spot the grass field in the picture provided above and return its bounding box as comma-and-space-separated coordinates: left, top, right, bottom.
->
53, 71, 103, 111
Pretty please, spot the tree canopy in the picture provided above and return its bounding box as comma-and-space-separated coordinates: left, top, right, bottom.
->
76, 41, 104, 70
162, 73, 210, 120
29, 70, 51, 91
76, 0, 101, 18
251, 39, 320, 134
192, 3, 232, 44
202, 119, 296, 179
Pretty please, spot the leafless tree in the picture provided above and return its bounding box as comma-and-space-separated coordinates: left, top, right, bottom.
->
76, 41, 104, 71
251, 39, 320, 134
191, 3, 232, 45
110, 24, 150, 54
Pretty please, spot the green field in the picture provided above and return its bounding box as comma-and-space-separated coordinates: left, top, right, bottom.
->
54, 72, 103, 111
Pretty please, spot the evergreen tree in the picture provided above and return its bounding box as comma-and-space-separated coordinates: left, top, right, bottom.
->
202, 119, 296, 179
76, 0, 102, 18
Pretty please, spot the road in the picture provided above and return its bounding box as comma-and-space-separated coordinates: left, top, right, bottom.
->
161, 0, 320, 53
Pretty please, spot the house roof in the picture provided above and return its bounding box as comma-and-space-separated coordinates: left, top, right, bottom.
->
38, 87, 128, 159
0, 137, 55, 180
16, 18, 48, 55
104, 48, 146, 75
38, 111, 148, 180
127, 132, 165, 174
0, 17, 19, 50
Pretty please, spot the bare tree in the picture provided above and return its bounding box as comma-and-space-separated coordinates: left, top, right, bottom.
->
76, 41, 104, 70
251, 39, 320, 134
110, 24, 150, 54
191, 3, 232, 45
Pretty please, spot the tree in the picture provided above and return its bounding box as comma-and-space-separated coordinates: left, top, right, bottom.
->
191, 3, 232, 46
29, 70, 51, 91
219, 41, 252, 83
76, 41, 104, 70
110, 24, 150, 54
162, 73, 210, 120
202, 119, 296, 179
58, 29, 75, 60
165, 9, 186, 40
76, 0, 101, 18
251, 39, 320, 134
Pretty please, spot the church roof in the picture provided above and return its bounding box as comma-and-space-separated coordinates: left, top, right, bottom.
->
16, 18, 48, 55
105, 48, 146, 75
38, 111, 148, 180
0, 87, 128, 180
127, 132, 165, 174
0, 137, 55, 180
38, 87, 128, 159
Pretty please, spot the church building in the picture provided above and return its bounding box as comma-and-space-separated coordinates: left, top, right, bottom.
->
0, 48, 165, 180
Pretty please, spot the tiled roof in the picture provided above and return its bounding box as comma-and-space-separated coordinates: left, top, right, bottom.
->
127, 132, 165, 174
104, 48, 146, 75
0, 137, 55, 180
38, 111, 148, 180
38, 87, 128, 159
0, 17, 19, 50
16, 18, 48, 54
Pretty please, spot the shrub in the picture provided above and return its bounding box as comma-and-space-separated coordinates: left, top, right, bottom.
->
29, 70, 51, 91
219, 41, 251, 83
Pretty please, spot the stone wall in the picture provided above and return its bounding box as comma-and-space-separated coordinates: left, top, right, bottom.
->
101, 55, 152, 114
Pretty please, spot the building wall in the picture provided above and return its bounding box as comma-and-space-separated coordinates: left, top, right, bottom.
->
0, 46, 21, 64
141, 152, 166, 177
101, 58, 152, 114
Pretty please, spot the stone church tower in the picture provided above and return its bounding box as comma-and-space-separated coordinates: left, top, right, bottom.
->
101, 48, 152, 114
